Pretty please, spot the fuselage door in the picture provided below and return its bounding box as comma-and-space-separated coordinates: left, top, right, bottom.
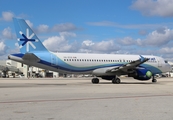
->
51, 54, 58, 66
158, 58, 162, 67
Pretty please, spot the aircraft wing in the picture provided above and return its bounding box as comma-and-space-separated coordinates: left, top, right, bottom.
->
106, 55, 149, 73
22, 53, 40, 62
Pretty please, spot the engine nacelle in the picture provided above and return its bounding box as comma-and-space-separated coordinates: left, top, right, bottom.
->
92, 67, 115, 76
128, 69, 152, 81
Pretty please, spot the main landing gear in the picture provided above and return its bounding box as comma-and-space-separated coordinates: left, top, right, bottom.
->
91, 76, 121, 84
92, 78, 99, 84
112, 77, 121, 84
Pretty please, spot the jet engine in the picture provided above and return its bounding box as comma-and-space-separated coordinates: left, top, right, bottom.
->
128, 68, 152, 80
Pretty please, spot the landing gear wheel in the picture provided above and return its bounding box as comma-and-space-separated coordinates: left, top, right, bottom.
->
152, 79, 157, 83
152, 75, 157, 83
92, 78, 99, 84
112, 78, 121, 84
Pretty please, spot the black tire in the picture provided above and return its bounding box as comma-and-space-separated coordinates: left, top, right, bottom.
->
112, 78, 116, 84
116, 78, 120, 84
152, 79, 157, 83
92, 78, 99, 84
92, 78, 95, 83
112, 78, 121, 84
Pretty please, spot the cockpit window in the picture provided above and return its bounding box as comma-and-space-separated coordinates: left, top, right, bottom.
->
164, 60, 168, 63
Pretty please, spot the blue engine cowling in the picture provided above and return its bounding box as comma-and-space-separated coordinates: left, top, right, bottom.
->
128, 68, 152, 81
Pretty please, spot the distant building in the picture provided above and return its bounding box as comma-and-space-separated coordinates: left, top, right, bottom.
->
0, 60, 59, 78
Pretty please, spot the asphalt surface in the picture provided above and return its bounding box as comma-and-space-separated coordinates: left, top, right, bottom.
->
0, 77, 173, 120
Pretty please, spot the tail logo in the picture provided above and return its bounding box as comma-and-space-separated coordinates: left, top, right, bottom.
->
18, 28, 38, 52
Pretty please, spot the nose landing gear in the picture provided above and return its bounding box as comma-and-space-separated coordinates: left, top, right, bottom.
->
152, 76, 157, 83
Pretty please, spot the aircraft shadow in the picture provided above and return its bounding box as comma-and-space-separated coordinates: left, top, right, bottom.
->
98, 82, 157, 85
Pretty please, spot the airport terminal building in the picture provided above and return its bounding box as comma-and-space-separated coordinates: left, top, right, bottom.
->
0, 60, 59, 78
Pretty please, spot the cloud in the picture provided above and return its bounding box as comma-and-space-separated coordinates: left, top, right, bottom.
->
43, 32, 77, 52
59, 32, 76, 38
25, 20, 33, 28
42, 26, 173, 58
0, 11, 14, 21
136, 39, 143, 46
118, 37, 136, 46
35, 23, 80, 34
130, 0, 173, 17
43, 36, 69, 52
156, 27, 166, 34
80, 40, 120, 53
87, 21, 171, 29
158, 47, 173, 61
87, 21, 117, 27
0, 11, 28, 22
1, 27, 15, 39
159, 47, 173, 54
82, 40, 95, 47
0, 41, 8, 55
118, 28, 173, 47
37, 24, 49, 33
79, 40, 95, 53
43, 32, 120, 54
138, 30, 148, 36
144, 28, 173, 46
93, 40, 120, 52
52, 23, 78, 32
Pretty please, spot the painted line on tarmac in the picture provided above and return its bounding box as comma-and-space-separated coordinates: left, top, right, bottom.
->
0, 94, 173, 104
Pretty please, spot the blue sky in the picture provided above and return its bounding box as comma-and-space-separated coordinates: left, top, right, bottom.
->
0, 0, 173, 61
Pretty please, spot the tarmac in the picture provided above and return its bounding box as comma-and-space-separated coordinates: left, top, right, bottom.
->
0, 77, 173, 120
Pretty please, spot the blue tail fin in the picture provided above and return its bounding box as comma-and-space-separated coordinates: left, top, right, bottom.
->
13, 18, 48, 53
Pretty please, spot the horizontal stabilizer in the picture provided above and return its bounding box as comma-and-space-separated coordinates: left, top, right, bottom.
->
22, 53, 40, 62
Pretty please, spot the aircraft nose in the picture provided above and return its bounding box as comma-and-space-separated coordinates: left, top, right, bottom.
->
168, 64, 172, 72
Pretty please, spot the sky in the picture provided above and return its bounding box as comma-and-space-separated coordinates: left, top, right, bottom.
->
0, 0, 173, 61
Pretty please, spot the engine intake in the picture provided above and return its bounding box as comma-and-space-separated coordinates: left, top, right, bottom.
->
128, 69, 152, 81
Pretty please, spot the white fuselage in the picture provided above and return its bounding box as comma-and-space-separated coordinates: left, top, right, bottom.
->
54, 53, 170, 74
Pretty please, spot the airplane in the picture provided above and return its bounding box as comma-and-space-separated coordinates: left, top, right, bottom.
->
8, 18, 172, 84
